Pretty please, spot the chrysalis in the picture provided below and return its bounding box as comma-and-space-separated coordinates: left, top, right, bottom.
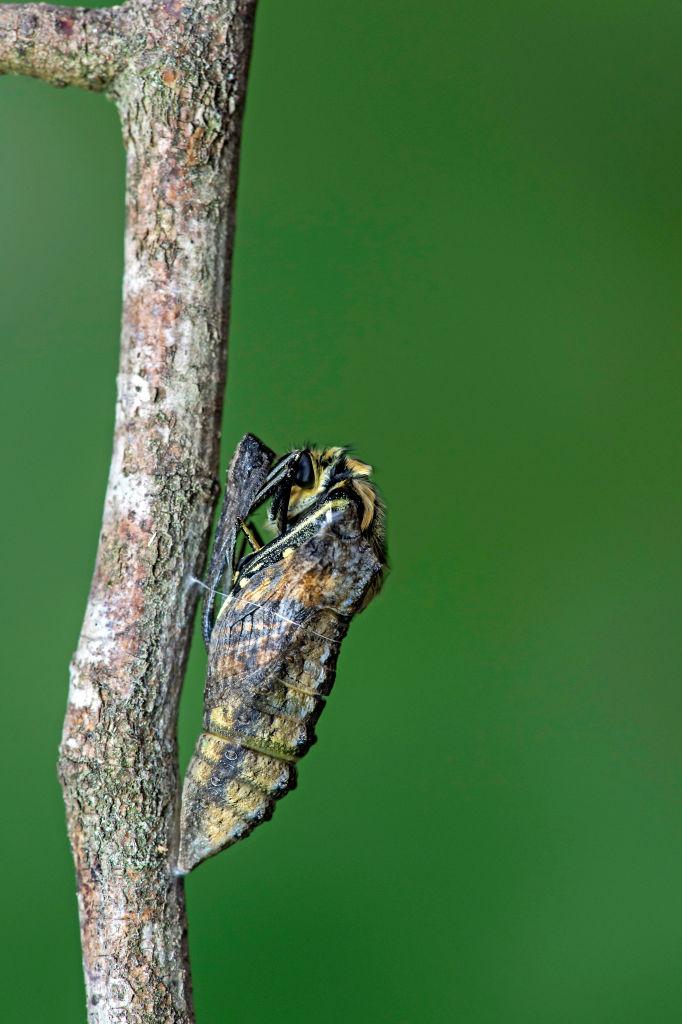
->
177, 434, 386, 873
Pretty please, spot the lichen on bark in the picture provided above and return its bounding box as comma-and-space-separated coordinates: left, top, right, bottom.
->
1, 1, 258, 1021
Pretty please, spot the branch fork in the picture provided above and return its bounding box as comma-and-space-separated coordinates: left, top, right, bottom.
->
2, 2, 258, 1021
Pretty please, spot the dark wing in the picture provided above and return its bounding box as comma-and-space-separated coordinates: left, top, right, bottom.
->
201, 433, 274, 648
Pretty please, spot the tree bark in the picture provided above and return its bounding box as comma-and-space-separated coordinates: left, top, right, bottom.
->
1, 1, 258, 1021
0, 5, 124, 88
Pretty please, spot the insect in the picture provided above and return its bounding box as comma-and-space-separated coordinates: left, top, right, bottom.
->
176, 434, 386, 873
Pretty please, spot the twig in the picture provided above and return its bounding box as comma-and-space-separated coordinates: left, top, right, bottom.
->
4, 1, 259, 1020
0, 4, 124, 89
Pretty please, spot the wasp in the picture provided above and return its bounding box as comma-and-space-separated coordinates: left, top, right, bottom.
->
177, 435, 386, 873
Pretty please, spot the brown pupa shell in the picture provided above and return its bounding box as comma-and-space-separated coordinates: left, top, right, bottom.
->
177, 502, 382, 873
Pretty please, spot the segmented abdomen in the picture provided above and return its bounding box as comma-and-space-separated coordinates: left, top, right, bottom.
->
177, 578, 350, 873
177, 506, 382, 874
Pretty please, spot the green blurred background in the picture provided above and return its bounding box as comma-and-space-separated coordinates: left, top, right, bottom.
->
1, 2, 680, 1021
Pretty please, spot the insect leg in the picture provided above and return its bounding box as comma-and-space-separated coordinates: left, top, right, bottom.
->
238, 517, 264, 552
234, 530, 249, 567
249, 450, 302, 510
248, 449, 312, 536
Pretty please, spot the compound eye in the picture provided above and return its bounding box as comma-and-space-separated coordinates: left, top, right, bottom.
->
294, 451, 314, 487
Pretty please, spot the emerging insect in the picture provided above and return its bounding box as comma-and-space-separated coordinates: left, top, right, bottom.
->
176, 434, 386, 873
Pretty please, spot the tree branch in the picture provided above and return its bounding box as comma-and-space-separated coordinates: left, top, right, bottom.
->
0, 3, 125, 89
47, 1, 259, 1020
